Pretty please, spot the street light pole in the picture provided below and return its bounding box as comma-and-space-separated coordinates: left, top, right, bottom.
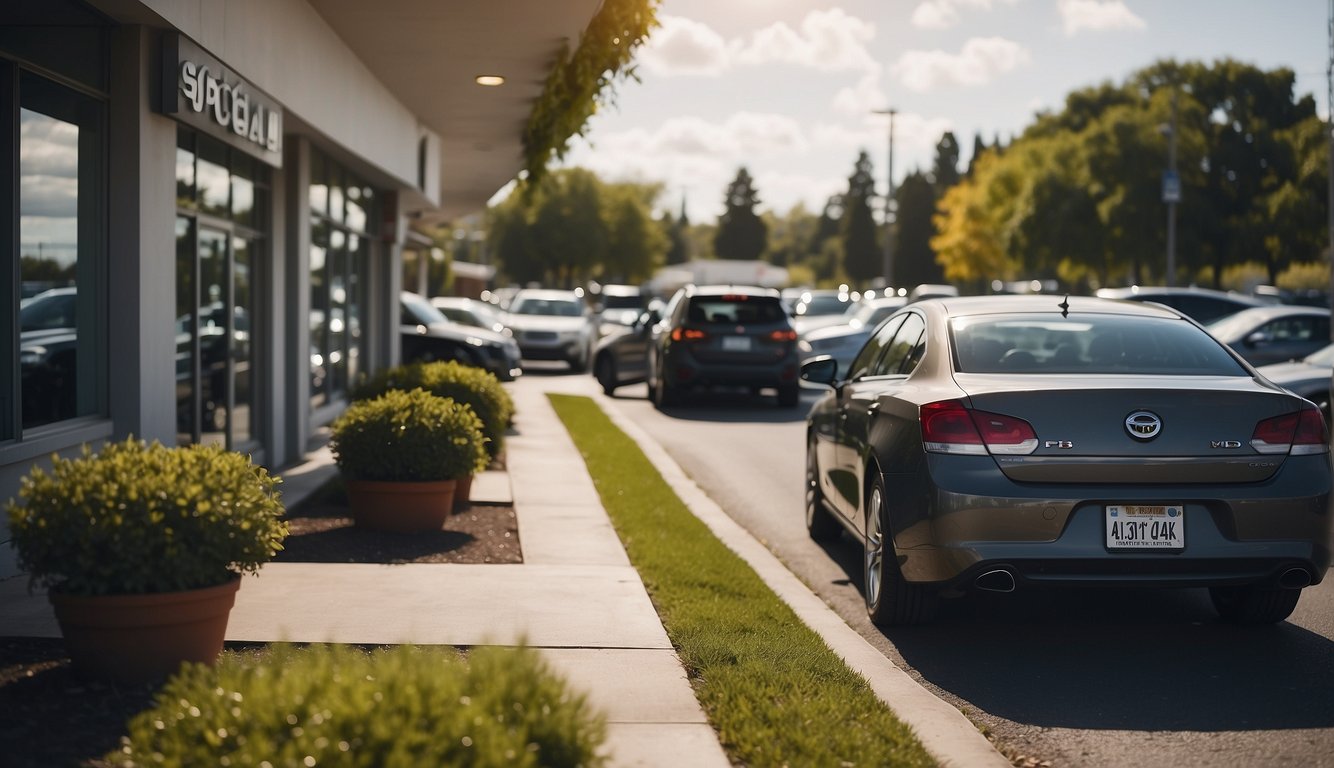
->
1166, 87, 1178, 288
873, 108, 897, 290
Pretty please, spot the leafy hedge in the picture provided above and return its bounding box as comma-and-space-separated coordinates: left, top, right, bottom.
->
353, 361, 514, 461
5, 439, 287, 596
331, 388, 489, 482
108, 644, 607, 768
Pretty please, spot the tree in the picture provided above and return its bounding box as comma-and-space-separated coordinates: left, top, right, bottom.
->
894, 171, 941, 287
842, 150, 881, 284
602, 181, 667, 282
661, 199, 690, 265
713, 167, 767, 260
932, 132, 961, 193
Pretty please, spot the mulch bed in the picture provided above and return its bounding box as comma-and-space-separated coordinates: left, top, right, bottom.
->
0, 482, 522, 767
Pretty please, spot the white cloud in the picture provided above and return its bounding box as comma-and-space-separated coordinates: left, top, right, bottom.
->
911, 0, 1019, 30
637, 15, 731, 76
734, 8, 878, 73
892, 37, 1031, 92
1058, 0, 1145, 36
637, 10, 879, 78
832, 70, 888, 117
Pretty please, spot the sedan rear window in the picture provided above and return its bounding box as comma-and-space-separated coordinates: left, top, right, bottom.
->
951, 313, 1248, 375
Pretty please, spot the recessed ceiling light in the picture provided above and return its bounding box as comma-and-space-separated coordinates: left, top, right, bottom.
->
475, 75, 505, 87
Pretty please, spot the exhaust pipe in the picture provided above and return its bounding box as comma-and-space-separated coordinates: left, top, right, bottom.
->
974, 569, 1016, 593
1279, 567, 1313, 590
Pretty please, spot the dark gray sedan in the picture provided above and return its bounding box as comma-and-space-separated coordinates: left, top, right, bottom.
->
802, 295, 1331, 626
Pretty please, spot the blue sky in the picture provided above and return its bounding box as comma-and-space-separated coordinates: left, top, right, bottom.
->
558, 0, 1329, 224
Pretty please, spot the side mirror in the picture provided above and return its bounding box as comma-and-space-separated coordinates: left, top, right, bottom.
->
800, 356, 839, 388
1245, 331, 1271, 347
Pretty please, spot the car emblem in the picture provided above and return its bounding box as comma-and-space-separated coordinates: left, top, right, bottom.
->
1125, 411, 1161, 440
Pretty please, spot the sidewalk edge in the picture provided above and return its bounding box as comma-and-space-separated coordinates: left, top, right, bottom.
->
595, 396, 1010, 768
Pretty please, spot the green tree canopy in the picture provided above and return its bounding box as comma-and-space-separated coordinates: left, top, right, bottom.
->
842, 150, 882, 284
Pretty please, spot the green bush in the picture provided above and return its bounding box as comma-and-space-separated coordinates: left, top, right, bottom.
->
354, 361, 515, 461
5, 438, 287, 596
331, 388, 488, 482
108, 644, 607, 768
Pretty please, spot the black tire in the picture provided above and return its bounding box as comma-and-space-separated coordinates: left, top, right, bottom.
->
653, 374, 679, 409
1209, 584, 1302, 624
864, 473, 938, 626
595, 354, 617, 395
568, 349, 589, 373
805, 437, 840, 542
778, 384, 800, 408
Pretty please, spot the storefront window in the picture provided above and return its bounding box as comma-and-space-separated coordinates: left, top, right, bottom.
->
308, 149, 375, 412
175, 127, 267, 451
8, 69, 105, 438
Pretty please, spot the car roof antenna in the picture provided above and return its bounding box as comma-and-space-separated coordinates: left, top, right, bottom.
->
1059, 295, 1070, 318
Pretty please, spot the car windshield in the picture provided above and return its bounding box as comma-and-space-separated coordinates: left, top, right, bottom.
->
1204, 311, 1259, 339
511, 297, 584, 317
797, 294, 850, 316
401, 293, 447, 326
951, 313, 1248, 375
601, 293, 642, 310
687, 295, 788, 324
1303, 343, 1334, 366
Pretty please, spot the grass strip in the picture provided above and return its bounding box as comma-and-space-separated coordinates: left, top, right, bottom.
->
549, 394, 936, 768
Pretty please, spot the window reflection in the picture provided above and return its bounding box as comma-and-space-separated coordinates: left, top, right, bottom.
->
19, 106, 79, 428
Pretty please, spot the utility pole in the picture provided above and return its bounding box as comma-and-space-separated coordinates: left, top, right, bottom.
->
873, 108, 897, 291
1165, 86, 1179, 287
1327, 0, 1334, 338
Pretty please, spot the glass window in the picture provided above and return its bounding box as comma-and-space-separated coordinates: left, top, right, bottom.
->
14, 70, 105, 434
307, 149, 376, 411
951, 313, 1249, 375
176, 130, 195, 208
848, 315, 905, 381
174, 125, 266, 451
875, 313, 925, 376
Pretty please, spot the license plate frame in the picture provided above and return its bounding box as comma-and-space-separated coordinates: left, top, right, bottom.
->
721, 335, 752, 352
1105, 505, 1184, 551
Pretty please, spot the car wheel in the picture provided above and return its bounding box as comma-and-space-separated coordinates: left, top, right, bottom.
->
778, 384, 800, 408
595, 355, 617, 395
864, 473, 937, 626
568, 350, 589, 373
1209, 584, 1302, 624
805, 437, 840, 542
653, 374, 679, 409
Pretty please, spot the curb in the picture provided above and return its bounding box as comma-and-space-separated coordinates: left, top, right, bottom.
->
595, 394, 1011, 768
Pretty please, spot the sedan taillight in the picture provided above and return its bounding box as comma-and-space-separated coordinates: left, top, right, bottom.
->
1251, 408, 1329, 455
921, 400, 1038, 456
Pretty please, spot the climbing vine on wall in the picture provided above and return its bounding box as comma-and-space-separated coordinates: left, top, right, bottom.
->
521, 0, 659, 188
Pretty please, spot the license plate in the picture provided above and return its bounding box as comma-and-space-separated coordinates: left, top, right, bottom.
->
721, 335, 752, 352
1105, 505, 1184, 550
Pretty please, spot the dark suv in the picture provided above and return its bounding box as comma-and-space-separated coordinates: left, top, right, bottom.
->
648, 285, 801, 408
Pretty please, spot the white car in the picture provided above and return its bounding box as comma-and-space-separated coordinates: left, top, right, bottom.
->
797, 297, 906, 376
503, 289, 596, 371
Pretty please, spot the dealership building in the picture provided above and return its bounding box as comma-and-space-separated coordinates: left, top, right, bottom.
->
1, 0, 601, 575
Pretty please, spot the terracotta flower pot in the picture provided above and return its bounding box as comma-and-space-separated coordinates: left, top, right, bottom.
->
345, 478, 456, 532
49, 576, 241, 683
453, 473, 473, 513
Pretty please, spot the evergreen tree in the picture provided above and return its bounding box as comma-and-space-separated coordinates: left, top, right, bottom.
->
894, 171, 943, 286
663, 198, 690, 265
932, 132, 961, 194
842, 150, 881, 284
714, 167, 768, 260
966, 133, 988, 176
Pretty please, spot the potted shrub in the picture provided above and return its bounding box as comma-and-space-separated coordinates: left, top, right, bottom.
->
331, 387, 488, 531
353, 361, 515, 510
5, 438, 287, 682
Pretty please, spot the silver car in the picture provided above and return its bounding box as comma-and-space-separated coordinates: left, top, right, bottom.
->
802, 295, 1331, 626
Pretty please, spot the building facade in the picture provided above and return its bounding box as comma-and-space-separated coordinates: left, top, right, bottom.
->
1, 0, 598, 576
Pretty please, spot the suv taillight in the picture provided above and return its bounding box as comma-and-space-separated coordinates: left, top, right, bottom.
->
672, 327, 707, 342
1251, 408, 1329, 455
769, 329, 797, 342
920, 400, 1038, 455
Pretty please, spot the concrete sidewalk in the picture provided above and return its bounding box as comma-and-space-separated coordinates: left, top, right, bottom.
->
0, 384, 729, 767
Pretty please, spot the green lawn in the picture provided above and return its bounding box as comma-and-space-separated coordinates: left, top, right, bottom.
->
549, 394, 937, 768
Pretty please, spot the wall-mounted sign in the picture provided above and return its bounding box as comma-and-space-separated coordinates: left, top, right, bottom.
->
161, 33, 283, 168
